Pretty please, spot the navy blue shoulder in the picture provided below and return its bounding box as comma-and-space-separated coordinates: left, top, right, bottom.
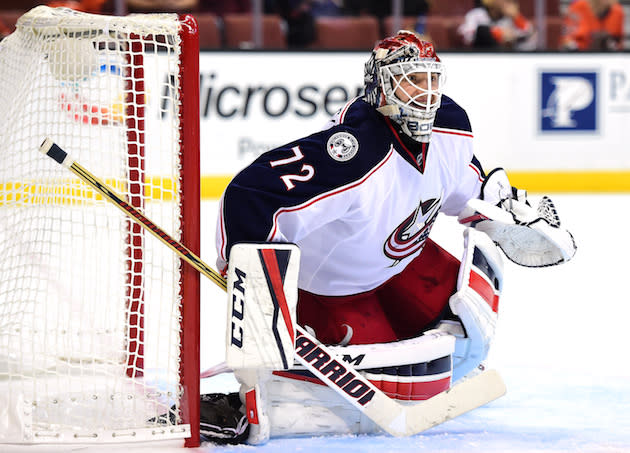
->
337, 98, 379, 128
228, 99, 393, 202
434, 95, 472, 133
221, 100, 395, 249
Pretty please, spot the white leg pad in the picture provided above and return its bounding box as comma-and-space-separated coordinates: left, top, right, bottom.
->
235, 329, 456, 442
237, 368, 382, 442
226, 243, 300, 370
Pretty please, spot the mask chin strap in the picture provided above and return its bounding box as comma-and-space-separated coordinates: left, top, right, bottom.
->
377, 104, 435, 143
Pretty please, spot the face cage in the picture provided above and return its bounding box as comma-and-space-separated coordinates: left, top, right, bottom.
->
379, 60, 445, 120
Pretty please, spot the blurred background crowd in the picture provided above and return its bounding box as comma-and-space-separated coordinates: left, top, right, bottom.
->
0, 0, 627, 51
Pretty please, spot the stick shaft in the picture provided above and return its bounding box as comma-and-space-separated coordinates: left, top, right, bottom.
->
72, 158, 226, 290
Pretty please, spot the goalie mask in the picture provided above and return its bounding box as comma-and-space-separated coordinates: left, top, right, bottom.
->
364, 31, 445, 143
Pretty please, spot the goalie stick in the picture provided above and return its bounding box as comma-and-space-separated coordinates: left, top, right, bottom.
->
39, 137, 507, 437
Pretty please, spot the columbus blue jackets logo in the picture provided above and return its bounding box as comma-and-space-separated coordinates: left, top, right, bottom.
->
384, 197, 441, 265
540, 72, 597, 132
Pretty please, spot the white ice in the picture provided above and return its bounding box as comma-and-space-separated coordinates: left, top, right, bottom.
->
5, 194, 629, 452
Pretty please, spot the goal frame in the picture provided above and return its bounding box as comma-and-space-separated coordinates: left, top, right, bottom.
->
177, 13, 201, 449
0, 9, 201, 447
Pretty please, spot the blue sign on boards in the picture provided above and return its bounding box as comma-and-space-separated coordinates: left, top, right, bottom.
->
540, 72, 597, 132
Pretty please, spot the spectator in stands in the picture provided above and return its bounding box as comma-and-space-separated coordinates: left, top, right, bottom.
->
47, 0, 108, 13
345, 0, 429, 17
306, 0, 345, 17
457, 0, 537, 50
126, 0, 198, 13
0, 17, 10, 41
266, 0, 347, 48
560, 0, 625, 50
265, 0, 313, 47
199, 0, 250, 15
346, 0, 430, 36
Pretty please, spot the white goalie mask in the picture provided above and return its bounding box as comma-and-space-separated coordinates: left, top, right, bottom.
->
364, 31, 445, 143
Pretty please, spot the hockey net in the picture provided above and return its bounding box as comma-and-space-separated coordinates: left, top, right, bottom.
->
0, 6, 200, 445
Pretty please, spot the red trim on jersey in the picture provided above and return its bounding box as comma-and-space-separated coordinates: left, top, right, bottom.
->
433, 127, 474, 138
420, 142, 427, 172
383, 117, 419, 169
469, 270, 499, 313
338, 98, 359, 124
469, 163, 484, 182
268, 147, 396, 241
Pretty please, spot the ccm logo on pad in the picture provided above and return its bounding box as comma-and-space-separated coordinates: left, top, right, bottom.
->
230, 268, 247, 348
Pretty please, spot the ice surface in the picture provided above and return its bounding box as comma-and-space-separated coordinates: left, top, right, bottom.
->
4, 195, 629, 452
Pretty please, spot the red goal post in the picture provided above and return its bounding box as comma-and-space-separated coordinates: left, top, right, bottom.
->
0, 6, 200, 447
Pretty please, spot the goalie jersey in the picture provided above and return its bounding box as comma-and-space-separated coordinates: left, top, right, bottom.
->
216, 96, 485, 296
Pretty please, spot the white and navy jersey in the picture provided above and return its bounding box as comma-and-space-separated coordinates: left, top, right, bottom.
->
216, 96, 485, 296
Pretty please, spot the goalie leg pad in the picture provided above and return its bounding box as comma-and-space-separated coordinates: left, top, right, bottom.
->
226, 243, 300, 370
234, 330, 455, 442
266, 372, 380, 438
447, 228, 503, 381
234, 367, 377, 443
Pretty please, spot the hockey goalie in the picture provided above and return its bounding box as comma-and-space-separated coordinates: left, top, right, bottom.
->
206, 31, 577, 444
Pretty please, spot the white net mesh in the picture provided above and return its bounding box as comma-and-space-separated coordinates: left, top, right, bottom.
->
0, 6, 194, 443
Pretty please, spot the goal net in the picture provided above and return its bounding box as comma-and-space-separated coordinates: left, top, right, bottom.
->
0, 6, 200, 445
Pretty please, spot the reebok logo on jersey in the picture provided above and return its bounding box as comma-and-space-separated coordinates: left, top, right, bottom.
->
326, 132, 358, 161
384, 197, 441, 264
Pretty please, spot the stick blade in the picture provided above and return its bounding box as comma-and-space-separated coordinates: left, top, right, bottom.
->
397, 368, 506, 436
